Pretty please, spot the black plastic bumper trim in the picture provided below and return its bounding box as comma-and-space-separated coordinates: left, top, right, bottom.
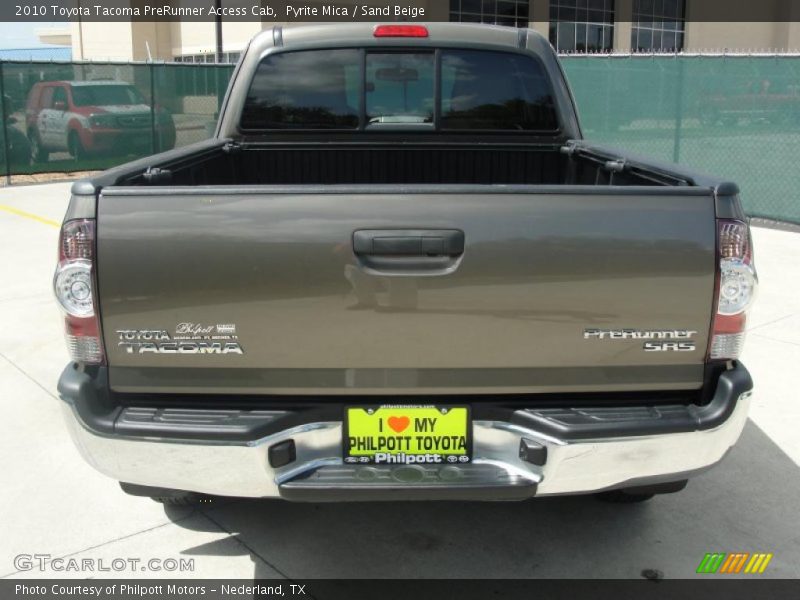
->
57, 364, 119, 435
268, 439, 296, 468
519, 438, 547, 466
58, 362, 751, 444
510, 362, 752, 441
278, 482, 538, 502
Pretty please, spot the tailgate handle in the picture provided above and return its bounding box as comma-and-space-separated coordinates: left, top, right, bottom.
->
353, 229, 464, 257
352, 229, 465, 276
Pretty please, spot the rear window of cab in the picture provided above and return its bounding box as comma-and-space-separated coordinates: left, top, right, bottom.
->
239, 48, 559, 132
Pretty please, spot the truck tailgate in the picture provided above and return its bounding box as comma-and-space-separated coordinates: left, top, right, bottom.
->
97, 186, 716, 395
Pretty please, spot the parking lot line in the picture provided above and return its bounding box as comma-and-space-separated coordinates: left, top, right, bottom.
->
0, 204, 60, 228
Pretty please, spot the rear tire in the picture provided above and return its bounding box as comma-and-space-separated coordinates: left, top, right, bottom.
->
151, 494, 204, 507
596, 490, 655, 503
119, 482, 205, 506
68, 130, 86, 161
595, 479, 688, 503
28, 130, 48, 163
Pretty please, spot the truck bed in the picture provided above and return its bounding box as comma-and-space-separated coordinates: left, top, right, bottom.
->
108, 140, 691, 188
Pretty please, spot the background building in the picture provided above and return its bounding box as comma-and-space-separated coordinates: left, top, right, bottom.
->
36, 0, 800, 63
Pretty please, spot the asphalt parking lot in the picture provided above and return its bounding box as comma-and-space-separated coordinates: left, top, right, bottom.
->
1, 182, 799, 580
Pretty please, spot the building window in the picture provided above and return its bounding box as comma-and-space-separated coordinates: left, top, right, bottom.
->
449, 0, 530, 28
549, 0, 614, 53
632, 0, 685, 52
172, 52, 239, 64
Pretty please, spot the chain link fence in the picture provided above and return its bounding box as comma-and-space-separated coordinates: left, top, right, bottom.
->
562, 54, 800, 224
0, 56, 798, 224
0, 60, 233, 178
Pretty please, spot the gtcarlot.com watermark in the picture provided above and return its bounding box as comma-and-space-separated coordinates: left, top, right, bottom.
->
14, 553, 194, 574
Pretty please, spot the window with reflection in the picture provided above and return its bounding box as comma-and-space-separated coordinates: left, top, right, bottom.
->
241, 49, 361, 130
632, 0, 686, 52
449, 0, 531, 28
441, 49, 558, 130
549, 0, 615, 53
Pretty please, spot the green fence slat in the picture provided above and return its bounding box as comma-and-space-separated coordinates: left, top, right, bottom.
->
562, 55, 800, 224
0, 57, 797, 225
0, 61, 10, 184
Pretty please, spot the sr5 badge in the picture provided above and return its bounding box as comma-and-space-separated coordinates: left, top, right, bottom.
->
584, 329, 697, 352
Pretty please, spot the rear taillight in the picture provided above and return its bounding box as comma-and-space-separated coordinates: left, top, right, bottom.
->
373, 25, 429, 38
54, 219, 104, 364
709, 219, 757, 360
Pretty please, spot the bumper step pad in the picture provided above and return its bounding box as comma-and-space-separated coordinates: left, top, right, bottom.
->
279, 462, 537, 502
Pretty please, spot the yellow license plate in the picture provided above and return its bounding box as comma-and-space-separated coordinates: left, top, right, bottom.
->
344, 406, 471, 465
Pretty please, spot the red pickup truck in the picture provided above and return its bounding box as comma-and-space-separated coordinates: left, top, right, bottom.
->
26, 80, 175, 162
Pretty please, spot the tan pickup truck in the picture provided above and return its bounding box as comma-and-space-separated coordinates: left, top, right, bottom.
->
54, 23, 756, 505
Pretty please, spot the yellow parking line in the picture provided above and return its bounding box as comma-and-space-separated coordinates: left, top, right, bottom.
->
0, 204, 60, 228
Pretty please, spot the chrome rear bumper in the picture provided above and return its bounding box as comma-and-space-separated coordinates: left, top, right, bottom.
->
59, 364, 752, 500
